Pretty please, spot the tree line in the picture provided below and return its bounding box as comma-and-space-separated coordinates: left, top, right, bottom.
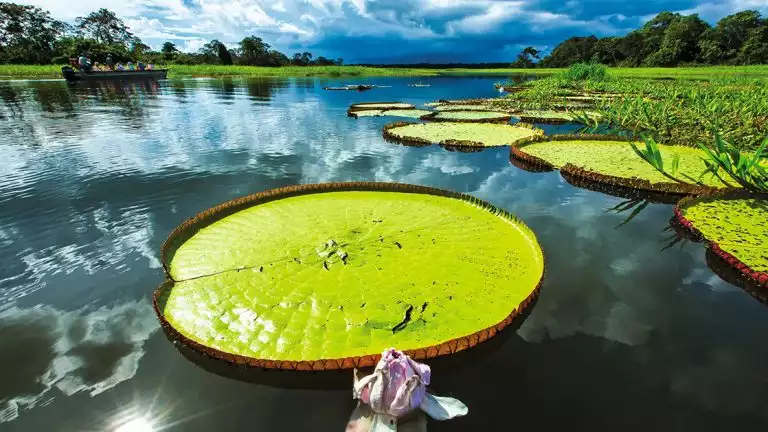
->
512, 10, 768, 68
0, 3, 342, 66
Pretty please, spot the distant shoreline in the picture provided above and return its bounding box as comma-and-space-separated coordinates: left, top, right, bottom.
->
1, 64, 767, 81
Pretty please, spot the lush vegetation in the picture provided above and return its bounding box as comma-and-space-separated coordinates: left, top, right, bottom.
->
493, 64, 768, 152
513, 10, 768, 68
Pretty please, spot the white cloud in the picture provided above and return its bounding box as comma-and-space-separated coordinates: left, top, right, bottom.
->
0, 300, 159, 423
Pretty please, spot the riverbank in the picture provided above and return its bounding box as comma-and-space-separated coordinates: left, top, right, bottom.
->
2, 64, 768, 80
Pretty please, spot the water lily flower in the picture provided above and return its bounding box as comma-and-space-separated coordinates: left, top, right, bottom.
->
346, 348, 468, 431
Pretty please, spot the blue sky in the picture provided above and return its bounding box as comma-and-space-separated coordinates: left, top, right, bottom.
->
24, 0, 768, 63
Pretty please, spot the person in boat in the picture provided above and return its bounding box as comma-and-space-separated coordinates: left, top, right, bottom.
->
105, 55, 114, 71
137, 61, 145, 71
78, 53, 92, 72
116, 63, 125, 71
147, 64, 154, 70
127, 62, 135, 71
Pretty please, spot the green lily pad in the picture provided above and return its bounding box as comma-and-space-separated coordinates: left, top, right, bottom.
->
513, 136, 735, 192
156, 184, 544, 369
384, 122, 542, 148
676, 195, 768, 286
425, 111, 512, 123
351, 109, 434, 119
513, 110, 600, 124
435, 104, 493, 112
350, 102, 415, 111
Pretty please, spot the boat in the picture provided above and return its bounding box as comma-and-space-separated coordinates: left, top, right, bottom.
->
408, 83, 430, 87
61, 66, 168, 82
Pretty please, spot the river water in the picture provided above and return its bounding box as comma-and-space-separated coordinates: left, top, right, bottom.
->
1, 76, 767, 431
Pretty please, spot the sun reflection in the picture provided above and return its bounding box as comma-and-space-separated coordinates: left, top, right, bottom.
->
114, 417, 154, 432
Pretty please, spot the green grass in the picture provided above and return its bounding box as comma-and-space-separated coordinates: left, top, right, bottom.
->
4, 64, 768, 80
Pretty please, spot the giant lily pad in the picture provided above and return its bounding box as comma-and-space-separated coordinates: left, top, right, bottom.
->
511, 135, 734, 195
423, 111, 513, 123
154, 183, 545, 370
675, 194, 768, 289
350, 109, 434, 119
349, 102, 416, 111
435, 104, 494, 112
513, 110, 600, 124
384, 121, 543, 148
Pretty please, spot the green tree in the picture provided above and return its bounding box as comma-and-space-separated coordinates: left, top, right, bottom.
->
161, 41, 179, 60
0, 2, 68, 64
590, 37, 623, 65
540, 36, 598, 67
736, 25, 768, 64
75, 8, 134, 45
510, 46, 539, 68
238, 36, 270, 65
646, 14, 709, 66
200, 39, 232, 65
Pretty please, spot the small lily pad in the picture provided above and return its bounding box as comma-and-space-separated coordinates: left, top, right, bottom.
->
384, 122, 542, 148
424, 111, 513, 123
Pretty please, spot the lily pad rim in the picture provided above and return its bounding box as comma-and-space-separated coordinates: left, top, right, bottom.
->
155, 181, 546, 371
420, 110, 514, 123
383, 120, 543, 149
674, 191, 768, 290
348, 102, 417, 113
510, 134, 726, 196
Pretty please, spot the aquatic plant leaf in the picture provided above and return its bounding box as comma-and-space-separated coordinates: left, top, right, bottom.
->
676, 195, 768, 284
156, 184, 544, 368
517, 137, 733, 189
352, 109, 433, 119
350, 103, 416, 111
384, 122, 542, 148
425, 111, 512, 123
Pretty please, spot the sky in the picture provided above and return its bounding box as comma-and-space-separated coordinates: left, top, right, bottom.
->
21, 0, 768, 63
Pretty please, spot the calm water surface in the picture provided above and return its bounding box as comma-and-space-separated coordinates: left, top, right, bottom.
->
1, 76, 767, 431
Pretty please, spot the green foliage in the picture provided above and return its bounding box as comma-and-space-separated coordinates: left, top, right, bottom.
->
510, 46, 540, 68
540, 9, 768, 67
75, 8, 134, 45
0, 2, 68, 64
540, 36, 599, 68
629, 134, 768, 193
559, 63, 608, 81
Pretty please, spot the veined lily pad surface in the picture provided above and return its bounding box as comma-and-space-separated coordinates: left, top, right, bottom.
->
434, 104, 493, 111
156, 184, 545, 369
385, 122, 542, 148
676, 196, 768, 284
427, 111, 512, 122
514, 110, 600, 123
515, 138, 733, 189
352, 109, 433, 119
349, 102, 415, 111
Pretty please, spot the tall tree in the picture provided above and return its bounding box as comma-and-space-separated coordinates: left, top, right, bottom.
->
75, 8, 134, 45
161, 41, 179, 60
0, 2, 68, 64
702, 10, 765, 62
238, 36, 270, 65
510, 46, 539, 68
646, 14, 709, 66
200, 40, 232, 65
540, 36, 598, 67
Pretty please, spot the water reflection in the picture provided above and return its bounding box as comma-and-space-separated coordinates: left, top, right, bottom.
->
1, 76, 767, 430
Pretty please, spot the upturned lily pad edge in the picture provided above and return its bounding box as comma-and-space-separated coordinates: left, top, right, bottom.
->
420, 111, 514, 124
510, 134, 726, 197
154, 182, 546, 371
674, 191, 768, 290
348, 102, 416, 117
383, 121, 544, 148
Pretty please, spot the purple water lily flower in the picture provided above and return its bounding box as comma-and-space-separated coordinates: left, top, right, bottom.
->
347, 348, 468, 431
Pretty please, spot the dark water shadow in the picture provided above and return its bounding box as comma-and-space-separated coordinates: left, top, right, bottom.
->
162, 298, 535, 390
